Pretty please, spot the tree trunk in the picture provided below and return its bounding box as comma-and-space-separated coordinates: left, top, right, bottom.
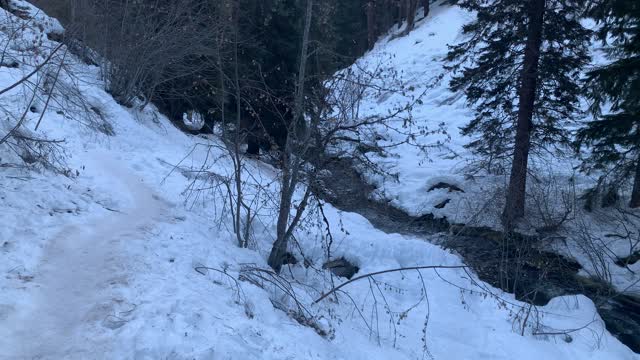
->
268, 162, 294, 273
630, 157, 640, 208
268, 0, 314, 273
232, 0, 247, 248
246, 129, 260, 155
403, 0, 417, 35
398, 0, 407, 27
383, 0, 393, 32
502, 0, 545, 227
367, 1, 377, 49
422, 0, 429, 19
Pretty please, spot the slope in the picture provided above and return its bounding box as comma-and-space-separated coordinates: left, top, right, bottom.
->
0, 1, 637, 359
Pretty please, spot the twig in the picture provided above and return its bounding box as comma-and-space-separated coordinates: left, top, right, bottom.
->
35, 48, 69, 131
314, 265, 467, 304
0, 43, 64, 97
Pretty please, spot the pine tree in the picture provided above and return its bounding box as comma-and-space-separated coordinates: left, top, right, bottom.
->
445, 0, 591, 225
576, 0, 640, 208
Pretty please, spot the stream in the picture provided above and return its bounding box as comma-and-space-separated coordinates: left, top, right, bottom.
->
316, 157, 640, 353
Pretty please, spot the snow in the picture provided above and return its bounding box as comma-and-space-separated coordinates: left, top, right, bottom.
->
0, 1, 638, 359
332, 2, 640, 296
331, 4, 501, 224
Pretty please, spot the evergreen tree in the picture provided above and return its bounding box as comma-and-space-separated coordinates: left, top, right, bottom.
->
576, 0, 640, 208
445, 0, 591, 225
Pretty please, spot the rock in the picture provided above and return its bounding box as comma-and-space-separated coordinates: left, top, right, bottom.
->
434, 199, 451, 209
427, 182, 464, 193
323, 257, 359, 279
282, 252, 298, 266
615, 251, 640, 267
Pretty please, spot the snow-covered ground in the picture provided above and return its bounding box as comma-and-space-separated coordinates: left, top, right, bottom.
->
337, 4, 481, 221
337, 3, 583, 223
0, 1, 638, 359
334, 2, 640, 295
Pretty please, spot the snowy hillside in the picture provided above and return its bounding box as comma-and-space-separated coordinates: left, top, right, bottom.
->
0, 1, 638, 359
335, 3, 640, 297
333, 6, 475, 218
338, 4, 553, 222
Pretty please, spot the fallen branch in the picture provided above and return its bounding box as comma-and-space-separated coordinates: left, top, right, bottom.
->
0, 43, 64, 97
313, 265, 468, 304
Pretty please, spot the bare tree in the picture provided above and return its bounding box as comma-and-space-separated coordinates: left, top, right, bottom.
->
220, 0, 253, 248
35, 0, 224, 109
265, 1, 436, 272
267, 0, 316, 272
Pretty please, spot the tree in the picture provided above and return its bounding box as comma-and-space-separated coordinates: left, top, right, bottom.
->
402, 0, 419, 35
410, 0, 420, 33
268, 0, 315, 272
445, 0, 591, 226
367, 1, 377, 49
422, 0, 430, 19
265, 0, 425, 272
576, 0, 640, 208
504, 0, 545, 226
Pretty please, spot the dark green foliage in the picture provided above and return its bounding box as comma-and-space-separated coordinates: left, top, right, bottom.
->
576, 0, 640, 206
446, 0, 591, 173
36, 0, 387, 145
226, 0, 383, 148
330, 0, 369, 58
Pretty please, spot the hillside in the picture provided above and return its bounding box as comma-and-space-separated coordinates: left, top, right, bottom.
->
335, 1, 639, 308
0, 1, 638, 359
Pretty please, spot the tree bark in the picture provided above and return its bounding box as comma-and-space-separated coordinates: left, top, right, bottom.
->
422, 0, 429, 19
398, 0, 407, 27
367, 1, 377, 49
630, 157, 640, 208
268, 0, 314, 273
403, 0, 417, 35
502, 0, 545, 227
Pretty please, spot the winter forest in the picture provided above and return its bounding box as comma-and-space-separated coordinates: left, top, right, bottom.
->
0, 0, 639, 358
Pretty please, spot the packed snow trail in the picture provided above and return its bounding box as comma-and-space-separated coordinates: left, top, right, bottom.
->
0, 153, 167, 360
